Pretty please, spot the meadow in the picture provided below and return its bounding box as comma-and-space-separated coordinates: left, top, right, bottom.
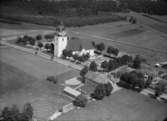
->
68, 20, 167, 63
0, 47, 78, 120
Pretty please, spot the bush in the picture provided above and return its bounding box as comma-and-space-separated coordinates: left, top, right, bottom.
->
73, 95, 88, 107
46, 76, 57, 84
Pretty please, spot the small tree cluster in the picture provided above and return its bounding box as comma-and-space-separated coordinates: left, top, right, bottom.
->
92, 42, 105, 53
101, 55, 133, 71
107, 46, 119, 56
73, 95, 88, 107
91, 83, 113, 100
16, 35, 36, 46
46, 76, 58, 84
118, 71, 145, 91
0, 103, 33, 121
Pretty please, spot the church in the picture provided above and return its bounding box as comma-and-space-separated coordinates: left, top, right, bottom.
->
48, 24, 94, 58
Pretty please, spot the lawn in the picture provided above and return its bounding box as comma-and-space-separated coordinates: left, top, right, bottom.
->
57, 89, 167, 121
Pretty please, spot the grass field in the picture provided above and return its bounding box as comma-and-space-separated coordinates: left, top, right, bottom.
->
68, 20, 167, 63
57, 89, 167, 121
0, 47, 72, 79
0, 61, 71, 120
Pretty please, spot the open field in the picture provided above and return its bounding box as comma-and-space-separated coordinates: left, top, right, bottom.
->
0, 47, 72, 79
57, 89, 167, 121
68, 20, 167, 63
0, 61, 71, 120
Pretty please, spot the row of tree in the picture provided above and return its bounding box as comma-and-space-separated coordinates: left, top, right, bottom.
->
16, 35, 55, 53
1, 0, 167, 16
0, 103, 33, 121
92, 41, 119, 56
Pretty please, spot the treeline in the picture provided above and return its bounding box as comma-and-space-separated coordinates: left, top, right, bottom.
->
1, 0, 167, 16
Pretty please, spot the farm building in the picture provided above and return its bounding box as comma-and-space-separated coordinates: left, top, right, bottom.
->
64, 86, 81, 98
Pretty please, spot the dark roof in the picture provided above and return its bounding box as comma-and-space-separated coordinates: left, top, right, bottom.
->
66, 37, 93, 51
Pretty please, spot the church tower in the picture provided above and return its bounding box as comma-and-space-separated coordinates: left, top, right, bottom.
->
54, 24, 68, 57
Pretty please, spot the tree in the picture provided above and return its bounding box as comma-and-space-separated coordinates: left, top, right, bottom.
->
50, 43, 54, 54
62, 49, 69, 58
107, 46, 119, 56
133, 55, 142, 69
91, 41, 96, 48
44, 43, 51, 51
37, 42, 43, 50
104, 83, 113, 96
1, 107, 11, 121
73, 95, 88, 107
9, 105, 20, 121
36, 34, 42, 41
155, 82, 166, 97
46, 76, 58, 84
22, 103, 33, 121
79, 44, 83, 51
96, 42, 105, 52
101, 60, 109, 70
80, 66, 89, 83
91, 84, 106, 100
89, 61, 97, 71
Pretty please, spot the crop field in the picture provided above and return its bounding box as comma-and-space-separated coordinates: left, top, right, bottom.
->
68, 20, 167, 63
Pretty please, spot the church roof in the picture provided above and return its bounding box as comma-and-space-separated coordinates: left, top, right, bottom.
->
66, 37, 94, 51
